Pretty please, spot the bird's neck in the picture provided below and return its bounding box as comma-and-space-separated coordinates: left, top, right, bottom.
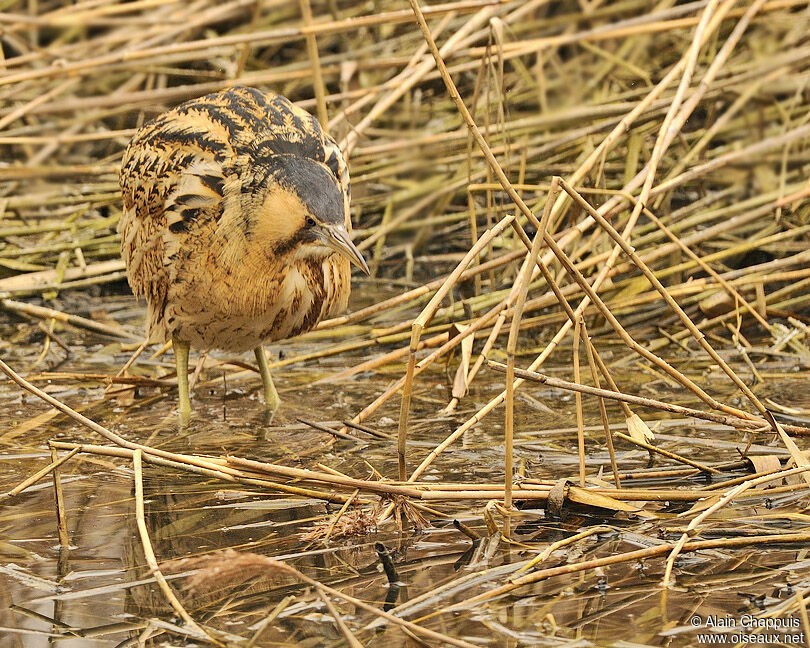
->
212, 237, 326, 313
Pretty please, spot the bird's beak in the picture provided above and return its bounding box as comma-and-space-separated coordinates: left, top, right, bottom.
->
319, 224, 370, 275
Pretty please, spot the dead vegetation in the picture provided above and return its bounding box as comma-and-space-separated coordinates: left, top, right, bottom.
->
2, 0, 810, 646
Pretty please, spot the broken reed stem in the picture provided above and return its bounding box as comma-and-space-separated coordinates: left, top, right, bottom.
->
503, 179, 558, 535
588, 334, 651, 440
613, 432, 720, 475
132, 449, 212, 642
397, 212, 515, 480
397, 345, 415, 482
662, 464, 810, 589
557, 177, 810, 482
581, 318, 621, 488
111, 338, 149, 383
0, 445, 80, 500
443, 531, 810, 614
316, 587, 364, 648
297, 0, 329, 132
486, 362, 810, 436
573, 319, 586, 487
49, 445, 71, 549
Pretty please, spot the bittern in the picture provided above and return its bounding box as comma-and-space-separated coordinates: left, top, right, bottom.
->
119, 86, 368, 419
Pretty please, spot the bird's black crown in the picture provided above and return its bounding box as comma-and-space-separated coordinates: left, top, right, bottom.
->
270, 155, 345, 226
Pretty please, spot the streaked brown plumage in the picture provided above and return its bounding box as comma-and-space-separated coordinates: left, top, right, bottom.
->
119, 86, 368, 418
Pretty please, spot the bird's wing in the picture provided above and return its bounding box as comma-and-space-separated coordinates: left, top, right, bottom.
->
118, 106, 231, 304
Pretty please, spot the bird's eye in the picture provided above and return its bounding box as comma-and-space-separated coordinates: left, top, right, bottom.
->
306, 217, 316, 227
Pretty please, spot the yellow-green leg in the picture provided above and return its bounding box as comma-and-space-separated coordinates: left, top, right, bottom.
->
254, 346, 280, 412
173, 338, 191, 422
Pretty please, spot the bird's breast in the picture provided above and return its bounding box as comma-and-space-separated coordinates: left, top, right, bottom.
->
164, 250, 350, 352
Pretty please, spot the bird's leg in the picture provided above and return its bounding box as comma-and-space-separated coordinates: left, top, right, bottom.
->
254, 346, 280, 412
173, 338, 192, 422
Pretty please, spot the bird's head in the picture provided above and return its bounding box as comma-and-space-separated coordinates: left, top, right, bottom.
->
252, 156, 369, 274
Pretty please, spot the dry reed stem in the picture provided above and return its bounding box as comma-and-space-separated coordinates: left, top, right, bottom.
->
49, 445, 71, 550
396, 212, 514, 479
514, 526, 611, 576
1, 298, 138, 340
662, 464, 810, 590
0, 446, 80, 500
132, 449, 213, 643
796, 592, 810, 648
51, 442, 360, 503
227, 456, 425, 498
316, 587, 365, 648
573, 318, 586, 487
558, 178, 810, 482
322, 489, 361, 543
503, 179, 558, 535
298, 0, 328, 130
440, 531, 810, 614
245, 595, 295, 648
612, 432, 720, 476
486, 361, 810, 436
580, 318, 621, 488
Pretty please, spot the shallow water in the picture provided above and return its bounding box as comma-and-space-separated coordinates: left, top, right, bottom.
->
2, 290, 809, 647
